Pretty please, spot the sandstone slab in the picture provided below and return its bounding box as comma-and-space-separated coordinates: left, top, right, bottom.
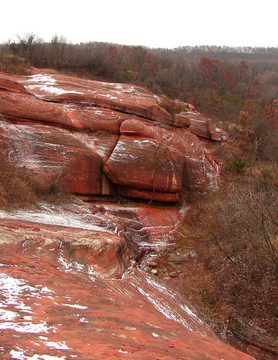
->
21, 73, 172, 123
0, 242, 254, 360
0, 203, 130, 279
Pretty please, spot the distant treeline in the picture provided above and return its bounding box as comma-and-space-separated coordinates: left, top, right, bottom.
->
1, 34, 277, 143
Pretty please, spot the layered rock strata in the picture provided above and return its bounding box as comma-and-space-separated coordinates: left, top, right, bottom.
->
0, 71, 221, 202
0, 71, 256, 359
0, 228, 254, 360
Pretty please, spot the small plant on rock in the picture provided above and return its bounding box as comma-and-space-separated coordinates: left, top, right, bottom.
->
226, 157, 247, 173
160, 100, 189, 115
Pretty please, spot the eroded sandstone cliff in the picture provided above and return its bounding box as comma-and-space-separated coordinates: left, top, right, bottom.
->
0, 71, 221, 202
0, 71, 255, 359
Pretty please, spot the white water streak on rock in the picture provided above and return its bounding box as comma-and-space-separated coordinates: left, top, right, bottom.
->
0, 205, 110, 233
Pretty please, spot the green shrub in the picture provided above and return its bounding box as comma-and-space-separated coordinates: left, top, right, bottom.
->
160, 100, 189, 115
226, 157, 247, 173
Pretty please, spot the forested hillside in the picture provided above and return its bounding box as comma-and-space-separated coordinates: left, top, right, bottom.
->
0, 38, 277, 112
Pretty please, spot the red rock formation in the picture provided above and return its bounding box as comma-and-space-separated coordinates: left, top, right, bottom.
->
0, 88, 70, 125
0, 71, 220, 201
189, 114, 222, 141
0, 71, 255, 358
104, 133, 184, 193
0, 216, 129, 279
21, 73, 172, 123
0, 199, 181, 261
0, 237, 254, 360
98, 202, 180, 254
57, 103, 130, 133
0, 120, 103, 195
104, 119, 220, 199
118, 186, 180, 202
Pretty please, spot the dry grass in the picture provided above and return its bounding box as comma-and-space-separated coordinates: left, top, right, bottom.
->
0, 155, 70, 209
179, 141, 278, 356
0, 52, 31, 75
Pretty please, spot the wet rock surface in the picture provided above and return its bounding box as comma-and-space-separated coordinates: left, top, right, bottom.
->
0, 199, 180, 274
0, 217, 129, 280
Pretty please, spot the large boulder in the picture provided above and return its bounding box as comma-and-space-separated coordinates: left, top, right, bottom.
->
104, 119, 219, 199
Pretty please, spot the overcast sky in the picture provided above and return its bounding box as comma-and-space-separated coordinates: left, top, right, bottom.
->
1, 0, 277, 49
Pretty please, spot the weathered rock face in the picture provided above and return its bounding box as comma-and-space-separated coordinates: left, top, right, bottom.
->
0, 71, 220, 202
0, 200, 180, 267
0, 71, 255, 359
0, 229, 254, 360
0, 216, 129, 279
0, 121, 104, 195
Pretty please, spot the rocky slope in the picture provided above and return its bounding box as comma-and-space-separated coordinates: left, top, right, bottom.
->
0, 71, 254, 359
0, 239, 254, 360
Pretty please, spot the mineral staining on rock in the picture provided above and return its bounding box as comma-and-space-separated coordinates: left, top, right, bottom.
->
0, 71, 220, 202
0, 244, 254, 360
0, 71, 256, 359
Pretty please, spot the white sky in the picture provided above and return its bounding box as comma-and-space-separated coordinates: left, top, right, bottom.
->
1, 0, 277, 48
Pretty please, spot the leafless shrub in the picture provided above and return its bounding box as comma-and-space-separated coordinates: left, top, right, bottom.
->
0, 155, 70, 209
180, 173, 278, 341
0, 49, 31, 75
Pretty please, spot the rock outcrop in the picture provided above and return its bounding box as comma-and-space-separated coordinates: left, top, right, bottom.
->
0, 200, 180, 273
0, 71, 221, 202
0, 71, 256, 359
0, 227, 254, 360
0, 215, 129, 279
